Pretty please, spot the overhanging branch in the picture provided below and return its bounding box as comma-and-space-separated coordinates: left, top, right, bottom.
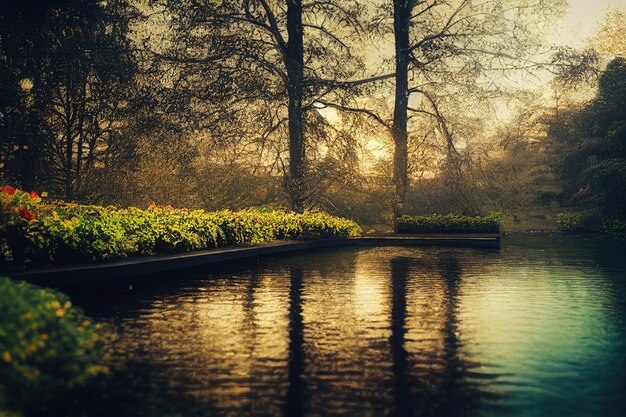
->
313, 100, 388, 128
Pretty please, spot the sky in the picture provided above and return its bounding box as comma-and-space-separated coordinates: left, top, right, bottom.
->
551, 0, 626, 48
357, 0, 626, 166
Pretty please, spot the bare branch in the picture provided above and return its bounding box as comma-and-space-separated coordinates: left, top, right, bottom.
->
313, 100, 388, 128
307, 73, 395, 88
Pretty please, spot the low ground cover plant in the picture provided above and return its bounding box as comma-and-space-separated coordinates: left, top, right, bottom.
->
0, 186, 361, 268
397, 212, 502, 234
0, 277, 110, 415
557, 212, 626, 236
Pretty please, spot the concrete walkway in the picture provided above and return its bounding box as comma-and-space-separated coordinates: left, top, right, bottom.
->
7, 234, 499, 285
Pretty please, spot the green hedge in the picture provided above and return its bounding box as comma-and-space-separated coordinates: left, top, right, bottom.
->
0, 187, 362, 268
557, 212, 626, 235
0, 277, 109, 415
397, 212, 502, 234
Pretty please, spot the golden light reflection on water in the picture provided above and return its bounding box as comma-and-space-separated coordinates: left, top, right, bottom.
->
352, 256, 387, 319
298, 250, 393, 414
119, 274, 292, 415
85, 237, 626, 417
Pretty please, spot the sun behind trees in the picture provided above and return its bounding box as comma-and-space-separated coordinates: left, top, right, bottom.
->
1, 0, 624, 231
2, 3, 626, 416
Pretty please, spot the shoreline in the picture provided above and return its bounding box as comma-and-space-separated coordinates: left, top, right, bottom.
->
6, 235, 501, 285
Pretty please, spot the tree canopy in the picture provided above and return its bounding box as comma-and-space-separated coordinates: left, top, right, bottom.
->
1, 0, 624, 229
549, 58, 626, 217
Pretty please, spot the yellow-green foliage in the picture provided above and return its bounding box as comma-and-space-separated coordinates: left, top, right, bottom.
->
0, 188, 361, 267
0, 277, 109, 414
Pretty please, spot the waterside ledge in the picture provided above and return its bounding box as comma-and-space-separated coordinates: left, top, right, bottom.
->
7, 234, 500, 285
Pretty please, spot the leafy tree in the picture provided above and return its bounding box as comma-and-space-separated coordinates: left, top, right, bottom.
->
0, 0, 139, 200
548, 57, 626, 217
592, 8, 626, 58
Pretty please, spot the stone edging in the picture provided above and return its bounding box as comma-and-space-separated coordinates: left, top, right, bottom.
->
7, 235, 500, 285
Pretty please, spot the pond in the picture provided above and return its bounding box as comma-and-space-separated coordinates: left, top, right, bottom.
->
65, 234, 626, 417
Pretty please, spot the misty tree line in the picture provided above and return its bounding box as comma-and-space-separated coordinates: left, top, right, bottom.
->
1, 0, 624, 228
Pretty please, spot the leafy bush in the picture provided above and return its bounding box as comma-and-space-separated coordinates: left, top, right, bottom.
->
557, 212, 626, 235
0, 277, 109, 415
397, 212, 502, 234
0, 186, 362, 267
556, 212, 597, 232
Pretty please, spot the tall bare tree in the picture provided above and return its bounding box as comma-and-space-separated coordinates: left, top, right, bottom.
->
391, 0, 412, 224
375, 0, 565, 226
156, 0, 391, 212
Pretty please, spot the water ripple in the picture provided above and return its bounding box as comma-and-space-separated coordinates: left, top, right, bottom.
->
66, 235, 626, 417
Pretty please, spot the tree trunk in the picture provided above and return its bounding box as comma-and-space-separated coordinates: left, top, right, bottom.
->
65, 122, 74, 201
76, 132, 83, 197
16, 113, 35, 191
285, 0, 305, 213
392, 0, 411, 231
75, 77, 88, 198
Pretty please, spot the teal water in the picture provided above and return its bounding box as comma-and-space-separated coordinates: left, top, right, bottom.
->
67, 234, 626, 417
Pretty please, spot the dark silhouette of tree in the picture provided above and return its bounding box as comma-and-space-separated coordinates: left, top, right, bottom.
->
155, 0, 388, 212
0, 0, 140, 200
391, 0, 412, 228
548, 57, 626, 217
357, 0, 566, 226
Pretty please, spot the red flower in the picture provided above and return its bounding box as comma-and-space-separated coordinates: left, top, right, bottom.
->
1, 186, 17, 195
30, 191, 39, 200
18, 206, 34, 221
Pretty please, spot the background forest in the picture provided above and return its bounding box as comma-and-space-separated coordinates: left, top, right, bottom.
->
1, 0, 625, 232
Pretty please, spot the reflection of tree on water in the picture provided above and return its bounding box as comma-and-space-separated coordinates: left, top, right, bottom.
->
284, 264, 305, 417
390, 257, 411, 417
390, 251, 481, 417
242, 271, 260, 415
437, 254, 469, 417
281, 249, 367, 416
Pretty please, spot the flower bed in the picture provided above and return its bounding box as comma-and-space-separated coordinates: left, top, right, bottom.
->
0, 277, 109, 415
0, 186, 362, 268
396, 212, 502, 234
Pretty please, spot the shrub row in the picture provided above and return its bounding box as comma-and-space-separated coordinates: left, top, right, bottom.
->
0, 186, 362, 268
397, 212, 502, 234
0, 277, 109, 415
557, 212, 626, 236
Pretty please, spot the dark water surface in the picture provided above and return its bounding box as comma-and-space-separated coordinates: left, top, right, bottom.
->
66, 235, 626, 417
